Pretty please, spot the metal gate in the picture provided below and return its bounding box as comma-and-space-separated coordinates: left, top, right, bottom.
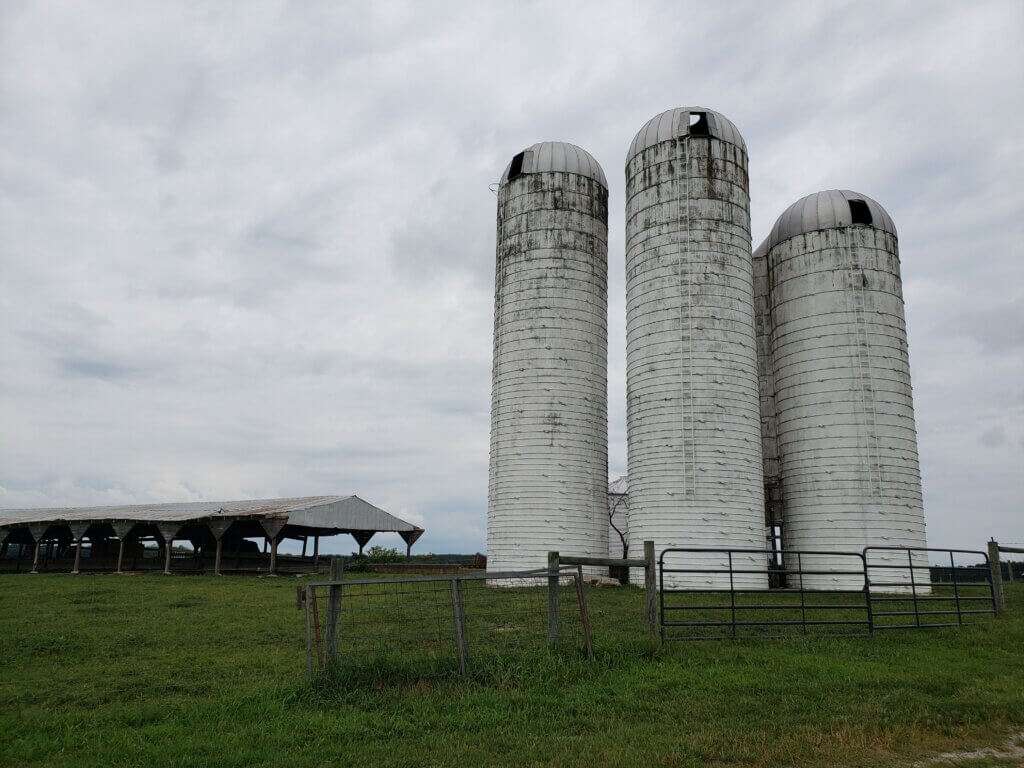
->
659, 546, 998, 640
659, 548, 871, 640
864, 546, 997, 629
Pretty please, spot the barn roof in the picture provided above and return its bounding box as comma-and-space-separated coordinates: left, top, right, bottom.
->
0, 495, 420, 534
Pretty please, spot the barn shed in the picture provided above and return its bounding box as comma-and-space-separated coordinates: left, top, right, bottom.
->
0, 495, 423, 575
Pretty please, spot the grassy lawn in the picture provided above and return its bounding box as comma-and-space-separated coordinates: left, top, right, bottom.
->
1, 573, 1021, 767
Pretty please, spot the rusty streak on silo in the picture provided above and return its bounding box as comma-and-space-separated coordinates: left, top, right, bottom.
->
486, 142, 609, 574
625, 108, 767, 588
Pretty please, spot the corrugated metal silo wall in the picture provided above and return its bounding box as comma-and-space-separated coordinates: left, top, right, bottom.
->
767, 225, 928, 589
486, 168, 609, 573
625, 121, 767, 589
753, 243, 784, 530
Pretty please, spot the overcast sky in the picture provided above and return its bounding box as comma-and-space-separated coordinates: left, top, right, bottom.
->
1, 1, 1021, 555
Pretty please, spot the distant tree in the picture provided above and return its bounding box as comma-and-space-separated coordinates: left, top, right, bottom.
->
609, 492, 628, 559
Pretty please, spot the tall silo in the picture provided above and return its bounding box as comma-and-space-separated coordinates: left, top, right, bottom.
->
763, 190, 927, 589
753, 239, 785, 581
487, 141, 609, 574
625, 108, 767, 589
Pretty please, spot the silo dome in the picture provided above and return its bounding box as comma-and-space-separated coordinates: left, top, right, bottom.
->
628, 107, 747, 161
487, 140, 609, 576
624, 106, 767, 589
500, 141, 608, 188
765, 189, 897, 250
761, 189, 927, 590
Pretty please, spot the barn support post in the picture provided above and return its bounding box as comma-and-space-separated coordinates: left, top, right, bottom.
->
111, 522, 133, 574
69, 523, 89, 575
399, 528, 424, 559
207, 520, 232, 576
301, 536, 307, 558
547, 550, 560, 647
313, 535, 320, 566
260, 519, 287, 576
988, 539, 1005, 615
352, 531, 374, 557
28, 524, 48, 574
157, 524, 181, 576
71, 538, 82, 574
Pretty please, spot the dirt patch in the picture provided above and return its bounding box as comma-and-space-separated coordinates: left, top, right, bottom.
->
913, 732, 1024, 766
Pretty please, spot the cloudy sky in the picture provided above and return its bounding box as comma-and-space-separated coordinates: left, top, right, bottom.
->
1, 1, 1021, 555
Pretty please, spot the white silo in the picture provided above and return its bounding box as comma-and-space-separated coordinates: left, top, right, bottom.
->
625, 108, 767, 589
753, 239, 785, 580
486, 142, 609, 574
762, 190, 928, 589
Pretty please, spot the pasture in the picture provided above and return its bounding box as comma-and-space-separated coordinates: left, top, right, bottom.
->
1, 574, 1021, 767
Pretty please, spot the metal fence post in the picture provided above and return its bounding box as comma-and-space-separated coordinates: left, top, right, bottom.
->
325, 557, 343, 663
547, 551, 560, 647
643, 540, 657, 644
574, 566, 594, 660
988, 539, 1005, 615
303, 585, 314, 679
450, 578, 468, 675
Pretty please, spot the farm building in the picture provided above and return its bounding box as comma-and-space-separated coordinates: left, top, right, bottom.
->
0, 495, 423, 575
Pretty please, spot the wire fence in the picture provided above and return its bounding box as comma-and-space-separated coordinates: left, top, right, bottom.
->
298, 568, 590, 680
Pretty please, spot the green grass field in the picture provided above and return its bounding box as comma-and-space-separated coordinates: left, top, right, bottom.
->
1, 573, 1021, 767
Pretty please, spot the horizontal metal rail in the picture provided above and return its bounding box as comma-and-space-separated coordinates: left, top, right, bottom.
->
560, 555, 646, 568
306, 566, 574, 588
659, 545, 1002, 640
863, 546, 997, 629
659, 547, 871, 640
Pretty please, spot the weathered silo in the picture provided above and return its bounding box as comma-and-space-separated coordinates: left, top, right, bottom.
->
763, 190, 927, 589
753, 239, 785, 582
625, 108, 767, 589
487, 142, 609, 574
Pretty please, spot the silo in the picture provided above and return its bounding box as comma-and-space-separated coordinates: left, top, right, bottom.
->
763, 190, 927, 589
625, 108, 767, 589
753, 239, 785, 580
487, 142, 609, 574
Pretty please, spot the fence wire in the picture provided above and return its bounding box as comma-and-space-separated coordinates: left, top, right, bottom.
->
299, 569, 587, 679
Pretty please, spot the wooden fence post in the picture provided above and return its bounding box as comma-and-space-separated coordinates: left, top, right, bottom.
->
643, 540, 658, 644
547, 551, 560, 647
988, 539, 1005, 614
451, 578, 468, 675
325, 558, 343, 663
574, 566, 594, 660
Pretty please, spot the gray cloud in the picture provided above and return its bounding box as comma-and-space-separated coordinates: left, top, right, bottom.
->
1, 0, 1021, 553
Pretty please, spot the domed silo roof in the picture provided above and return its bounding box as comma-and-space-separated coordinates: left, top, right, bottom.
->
499, 141, 607, 188
765, 189, 897, 250
627, 107, 746, 162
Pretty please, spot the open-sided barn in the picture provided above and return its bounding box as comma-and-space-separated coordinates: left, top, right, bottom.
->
0, 495, 424, 575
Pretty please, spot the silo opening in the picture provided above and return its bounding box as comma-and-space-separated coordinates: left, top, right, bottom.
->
688, 111, 709, 136
849, 199, 873, 225
507, 152, 525, 181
